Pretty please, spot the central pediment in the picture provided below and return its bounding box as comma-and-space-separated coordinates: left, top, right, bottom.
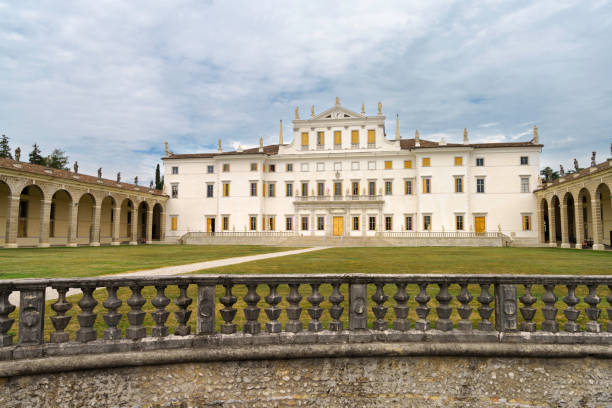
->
311, 105, 363, 120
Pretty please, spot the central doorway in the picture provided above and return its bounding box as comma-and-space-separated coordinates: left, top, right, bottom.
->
206, 217, 215, 234
333, 216, 343, 236
474, 216, 486, 233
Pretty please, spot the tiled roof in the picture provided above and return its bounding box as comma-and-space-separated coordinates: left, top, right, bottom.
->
0, 157, 166, 196
535, 159, 612, 192
164, 144, 281, 160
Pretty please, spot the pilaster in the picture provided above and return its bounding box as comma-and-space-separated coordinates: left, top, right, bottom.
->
4, 196, 20, 248
574, 200, 584, 249
130, 207, 138, 245
146, 209, 153, 244
38, 199, 52, 248
90, 205, 101, 246
591, 198, 604, 250
67, 202, 79, 247
560, 203, 570, 248
548, 201, 557, 247
111, 206, 121, 245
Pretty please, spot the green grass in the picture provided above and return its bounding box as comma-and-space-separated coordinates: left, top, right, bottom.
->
0, 245, 296, 279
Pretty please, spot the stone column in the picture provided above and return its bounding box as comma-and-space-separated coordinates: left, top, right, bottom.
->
574, 200, 584, 249
160, 211, 166, 241
560, 203, 570, 248
591, 198, 604, 250
537, 206, 546, 244
146, 209, 153, 244
38, 199, 52, 248
67, 202, 79, 247
4, 196, 20, 248
111, 206, 121, 245
548, 200, 557, 247
90, 205, 101, 246
130, 207, 138, 245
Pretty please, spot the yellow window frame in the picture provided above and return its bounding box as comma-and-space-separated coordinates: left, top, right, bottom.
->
334, 130, 341, 145
301, 132, 309, 146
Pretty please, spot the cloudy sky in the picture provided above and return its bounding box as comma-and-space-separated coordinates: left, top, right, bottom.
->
1, 1, 611, 183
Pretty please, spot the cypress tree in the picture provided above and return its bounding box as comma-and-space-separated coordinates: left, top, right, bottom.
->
0, 135, 12, 159
29, 143, 45, 165
155, 164, 162, 189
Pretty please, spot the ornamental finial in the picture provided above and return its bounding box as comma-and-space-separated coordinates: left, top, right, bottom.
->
294, 106, 299, 120
377, 101, 382, 115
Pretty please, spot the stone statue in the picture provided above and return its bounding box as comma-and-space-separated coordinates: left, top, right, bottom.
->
46, 155, 51, 168
73, 161, 78, 173
294, 106, 299, 120
149, 181, 153, 188
573, 158, 579, 171
377, 101, 382, 115
97, 167, 102, 178
14, 147, 20, 162
117, 172, 121, 183
134, 176, 138, 185
361, 103, 365, 115
335, 96, 340, 105
591, 151, 596, 166
217, 139, 222, 152
311, 105, 315, 117
559, 164, 564, 176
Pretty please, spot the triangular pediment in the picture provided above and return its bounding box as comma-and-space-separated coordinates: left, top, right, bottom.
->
311, 105, 363, 120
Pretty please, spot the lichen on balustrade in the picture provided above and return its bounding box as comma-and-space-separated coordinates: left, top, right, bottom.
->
0, 274, 611, 361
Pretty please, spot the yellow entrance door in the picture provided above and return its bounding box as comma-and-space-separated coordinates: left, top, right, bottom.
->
333, 217, 343, 236
474, 216, 485, 233
206, 218, 213, 233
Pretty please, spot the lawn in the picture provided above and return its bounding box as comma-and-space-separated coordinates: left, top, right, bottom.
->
0, 244, 295, 279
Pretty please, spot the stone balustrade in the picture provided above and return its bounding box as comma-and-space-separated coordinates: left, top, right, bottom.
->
1, 274, 611, 364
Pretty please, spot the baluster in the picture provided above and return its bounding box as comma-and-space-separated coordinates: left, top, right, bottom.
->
608, 285, 612, 333
541, 284, 558, 332
151, 285, 170, 337
328, 283, 344, 331
415, 283, 431, 331
372, 283, 388, 331
243, 284, 261, 334
50, 287, 72, 343
219, 283, 237, 334
518, 284, 536, 332
285, 284, 303, 333
75, 286, 98, 343
393, 283, 410, 331
584, 284, 601, 333
265, 284, 282, 333
477, 284, 494, 331
435, 282, 453, 331
174, 284, 193, 336
102, 286, 122, 340
307, 283, 324, 332
0, 289, 16, 346
457, 283, 473, 331
562, 284, 580, 333
126, 285, 146, 340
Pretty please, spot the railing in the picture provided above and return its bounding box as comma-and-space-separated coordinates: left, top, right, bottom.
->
0, 274, 610, 361
379, 231, 503, 238
295, 195, 383, 202
182, 231, 296, 239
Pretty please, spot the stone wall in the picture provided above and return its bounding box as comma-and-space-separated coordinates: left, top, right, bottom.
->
1, 355, 610, 408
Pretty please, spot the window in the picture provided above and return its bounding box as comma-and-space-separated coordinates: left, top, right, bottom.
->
286, 163, 293, 172
455, 177, 463, 193
367, 129, 375, 146
301, 182, 308, 196
334, 182, 342, 196
317, 216, 325, 231
250, 216, 257, 231
385, 216, 392, 231
369, 216, 376, 231
206, 184, 214, 198
476, 178, 485, 193
352, 181, 359, 196
222, 216, 229, 231
334, 130, 341, 147
286, 183, 293, 197
385, 181, 392, 195
268, 183, 275, 197
422, 157, 430, 167
368, 181, 376, 196
171, 216, 178, 231
269, 164, 275, 172
334, 162, 342, 171
351, 130, 359, 147
405, 216, 412, 230
286, 217, 293, 231
423, 178, 431, 193
222, 163, 230, 172
317, 182, 324, 196
405, 180, 412, 195
522, 215, 532, 231
207, 165, 214, 174
171, 183, 178, 198
250, 163, 257, 171
456, 215, 464, 230
250, 182, 257, 197
453, 157, 462, 166
301, 163, 309, 172
384, 160, 392, 170
353, 216, 359, 231
351, 161, 360, 170
301, 132, 309, 147
368, 161, 375, 170
171, 166, 179, 174
423, 215, 431, 231
301, 216, 309, 231
222, 182, 230, 197
520, 156, 529, 165
268, 217, 275, 231
476, 158, 484, 167
404, 160, 412, 169
317, 131, 325, 146
316, 162, 324, 171
521, 177, 530, 193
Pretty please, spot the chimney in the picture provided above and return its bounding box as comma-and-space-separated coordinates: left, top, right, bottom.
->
395, 114, 400, 141
463, 128, 469, 145
415, 130, 420, 147
259, 136, 264, 152
217, 139, 222, 152
533, 125, 539, 144
279, 120, 283, 145
164, 141, 169, 156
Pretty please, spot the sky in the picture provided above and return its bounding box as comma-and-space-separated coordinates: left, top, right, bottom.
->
1, 1, 611, 184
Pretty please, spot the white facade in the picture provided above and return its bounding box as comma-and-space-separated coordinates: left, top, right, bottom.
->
162, 101, 542, 242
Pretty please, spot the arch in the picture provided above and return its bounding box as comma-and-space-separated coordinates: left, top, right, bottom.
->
0, 180, 11, 246
50, 189, 73, 245
120, 198, 134, 242
77, 193, 96, 245
549, 195, 561, 245
137, 201, 150, 242
152, 203, 163, 241
562, 192, 576, 245
100, 195, 117, 245
539, 197, 549, 243
17, 184, 45, 246
595, 183, 611, 248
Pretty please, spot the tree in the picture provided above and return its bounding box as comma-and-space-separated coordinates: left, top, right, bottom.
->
155, 163, 163, 190
48, 148, 69, 170
28, 143, 45, 165
0, 135, 12, 159
540, 166, 559, 182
